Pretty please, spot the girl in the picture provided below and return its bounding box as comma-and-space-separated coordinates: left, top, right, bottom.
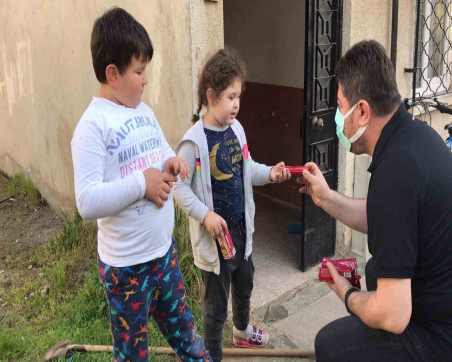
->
174, 49, 290, 361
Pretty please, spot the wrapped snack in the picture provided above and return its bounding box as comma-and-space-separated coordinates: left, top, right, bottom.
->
218, 226, 236, 260
318, 257, 361, 289
285, 165, 306, 176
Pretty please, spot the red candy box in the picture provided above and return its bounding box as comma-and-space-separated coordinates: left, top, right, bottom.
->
285, 165, 306, 176
218, 226, 236, 260
318, 257, 361, 289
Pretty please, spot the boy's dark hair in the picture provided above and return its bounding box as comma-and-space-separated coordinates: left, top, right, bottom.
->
336, 40, 401, 117
91, 7, 153, 83
193, 48, 247, 123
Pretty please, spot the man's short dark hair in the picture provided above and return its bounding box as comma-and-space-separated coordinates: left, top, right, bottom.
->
336, 40, 401, 116
91, 7, 153, 83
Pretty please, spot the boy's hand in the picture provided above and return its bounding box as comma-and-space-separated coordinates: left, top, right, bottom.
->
202, 211, 228, 240
270, 161, 290, 183
164, 157, 189, 180
143, 168, 177, 208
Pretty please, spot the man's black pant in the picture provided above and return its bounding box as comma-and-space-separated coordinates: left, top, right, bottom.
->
315, 258, 450, 361
315, 315, 446, 362
201, 257, 254, 362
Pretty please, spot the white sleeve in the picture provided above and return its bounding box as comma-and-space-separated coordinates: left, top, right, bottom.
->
250, 156, 272, 186
71, 120, 146, 220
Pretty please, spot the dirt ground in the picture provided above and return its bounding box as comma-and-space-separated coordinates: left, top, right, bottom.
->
0, 174, 64, 306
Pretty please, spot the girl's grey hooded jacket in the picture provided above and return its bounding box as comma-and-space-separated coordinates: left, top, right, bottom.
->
173, 119, 271, 275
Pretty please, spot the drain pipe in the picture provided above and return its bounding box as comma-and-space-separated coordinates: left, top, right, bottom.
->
391, 0, 399, 73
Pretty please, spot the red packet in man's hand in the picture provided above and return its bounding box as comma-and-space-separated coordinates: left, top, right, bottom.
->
319, 257, 361, 289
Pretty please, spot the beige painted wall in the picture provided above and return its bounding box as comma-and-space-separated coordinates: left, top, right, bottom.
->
224, 0, 305, 88
0, 0, 224, 214
189, 0, 224, 115
338, 0, 393, 257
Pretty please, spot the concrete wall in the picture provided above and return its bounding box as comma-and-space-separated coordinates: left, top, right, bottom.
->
190, 0, 224, 114
224, 0, 305, 88
0, 0, 224, 214
337, 0, 392, 257
1, 0, 449, 229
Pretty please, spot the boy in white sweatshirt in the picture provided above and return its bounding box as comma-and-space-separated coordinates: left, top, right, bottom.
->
71, 7, 210, 362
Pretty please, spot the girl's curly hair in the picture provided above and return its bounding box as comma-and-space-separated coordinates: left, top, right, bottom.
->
192, 48, 246, 123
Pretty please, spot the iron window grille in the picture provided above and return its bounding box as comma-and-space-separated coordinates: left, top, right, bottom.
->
405, 0, 452, 120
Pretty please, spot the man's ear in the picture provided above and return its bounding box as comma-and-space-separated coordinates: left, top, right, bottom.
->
105, 64, 120, 85
357, 100, 371, 127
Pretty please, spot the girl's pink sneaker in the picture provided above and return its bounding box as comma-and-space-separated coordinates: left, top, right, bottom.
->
232, 325, 269, 348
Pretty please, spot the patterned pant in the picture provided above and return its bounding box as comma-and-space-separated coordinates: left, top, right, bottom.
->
98, 240, 211, 362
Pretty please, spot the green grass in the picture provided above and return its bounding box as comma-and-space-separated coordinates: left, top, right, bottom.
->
0, 205, 201, 361
174, 207, 203, 302
5, 174, 43, 207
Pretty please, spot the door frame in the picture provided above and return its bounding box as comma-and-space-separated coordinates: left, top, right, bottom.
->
300, 0, 343, 271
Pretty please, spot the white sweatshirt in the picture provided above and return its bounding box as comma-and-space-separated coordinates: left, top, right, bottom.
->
71, 97, 175, 267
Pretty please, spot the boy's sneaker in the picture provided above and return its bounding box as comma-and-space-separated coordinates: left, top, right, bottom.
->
232, 325, 269, 348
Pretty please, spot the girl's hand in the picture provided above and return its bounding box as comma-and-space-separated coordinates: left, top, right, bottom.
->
202, 211, 228, 240
270, 161, 290, 183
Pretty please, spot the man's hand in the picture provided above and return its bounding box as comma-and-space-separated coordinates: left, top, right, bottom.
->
164, 156, 189, 180
270, 162, 291, 183
299, 162, 332, 208
325, 260, 353, 302
203, 211, 228, 240
143, 168, 177, 208
326, 259, 412, 334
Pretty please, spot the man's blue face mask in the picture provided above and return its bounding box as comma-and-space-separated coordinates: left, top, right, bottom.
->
334, 103, 367, 152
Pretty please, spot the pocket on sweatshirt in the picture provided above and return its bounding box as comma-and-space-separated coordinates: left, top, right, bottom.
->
189, 219, 217, 265
198, 237, 217, 265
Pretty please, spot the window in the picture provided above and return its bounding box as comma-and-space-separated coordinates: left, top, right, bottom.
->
413, 0, 452, 98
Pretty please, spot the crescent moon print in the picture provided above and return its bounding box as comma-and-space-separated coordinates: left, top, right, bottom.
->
209, 143, 233, 181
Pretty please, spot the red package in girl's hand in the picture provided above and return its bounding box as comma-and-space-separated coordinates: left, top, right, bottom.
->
218, 226, 236, 260
285, 165, 306, 176
318, 257, 361, 289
